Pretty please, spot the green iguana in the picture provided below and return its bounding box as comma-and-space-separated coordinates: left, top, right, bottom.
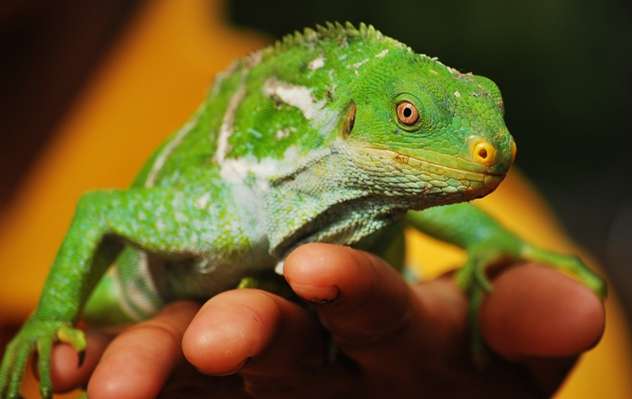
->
0, 23, 605, 398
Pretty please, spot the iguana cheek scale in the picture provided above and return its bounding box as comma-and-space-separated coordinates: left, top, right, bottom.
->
0, 22, 605, 398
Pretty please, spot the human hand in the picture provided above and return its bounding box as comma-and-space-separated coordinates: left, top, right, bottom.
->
45, 243, 604, 398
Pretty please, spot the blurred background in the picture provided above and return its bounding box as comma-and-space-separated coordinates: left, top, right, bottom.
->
0, 0, 630, 396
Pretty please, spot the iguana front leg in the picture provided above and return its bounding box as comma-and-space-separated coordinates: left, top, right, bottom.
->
0, 184, 254, 398
406, 203, 606, 363
0, 191, 124, 399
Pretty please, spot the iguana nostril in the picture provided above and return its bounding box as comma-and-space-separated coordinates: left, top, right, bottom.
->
470, 139, 496, 166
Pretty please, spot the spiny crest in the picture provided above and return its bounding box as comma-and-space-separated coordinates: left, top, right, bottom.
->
269, 22, 404, 54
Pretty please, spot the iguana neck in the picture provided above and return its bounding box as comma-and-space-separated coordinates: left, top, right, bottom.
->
263, 145, 407, 258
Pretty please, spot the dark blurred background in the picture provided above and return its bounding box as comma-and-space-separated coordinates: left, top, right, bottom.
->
1, 0, 631, 320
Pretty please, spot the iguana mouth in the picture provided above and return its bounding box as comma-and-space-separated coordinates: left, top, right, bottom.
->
361, 146, 505, 183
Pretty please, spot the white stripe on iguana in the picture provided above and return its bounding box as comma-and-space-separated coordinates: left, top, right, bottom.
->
219, 147, 302, 190
219, 146, 332, 191
111, 267, 144, 321
351, 59, 368, 70
210, 60, 240, 97
262, 78, 326, 121
245, 50, 263, 68
145, 118, 196, 187
126, 251, 160, 316
195, 193, 211, 209
275, 127, 294, 139
308, 55, 325, 70
215, 81, 247, 164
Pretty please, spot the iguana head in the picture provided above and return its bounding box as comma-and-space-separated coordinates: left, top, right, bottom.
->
338, 38, 516, 207
234, 23, 517, 252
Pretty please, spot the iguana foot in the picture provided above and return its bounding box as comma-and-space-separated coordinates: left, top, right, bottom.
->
237, 276, 260, 289
238, 272, 295, 299
0, 318, 85, 399
455, 244, 607, 368
521, 245, 607, 298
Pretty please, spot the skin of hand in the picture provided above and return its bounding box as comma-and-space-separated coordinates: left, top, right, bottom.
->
43, 243, 605, 399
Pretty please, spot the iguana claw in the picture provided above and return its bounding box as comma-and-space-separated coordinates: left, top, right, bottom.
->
0, 319, 85, 399
57, 325, 87, 367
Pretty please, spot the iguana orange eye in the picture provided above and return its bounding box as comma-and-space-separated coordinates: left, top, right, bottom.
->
396, 101, 419, 125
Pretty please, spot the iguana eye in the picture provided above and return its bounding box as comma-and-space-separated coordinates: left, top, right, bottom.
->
396, 101, 419, 125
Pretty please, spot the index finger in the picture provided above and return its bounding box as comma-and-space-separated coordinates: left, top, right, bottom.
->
284, 243, 464, 376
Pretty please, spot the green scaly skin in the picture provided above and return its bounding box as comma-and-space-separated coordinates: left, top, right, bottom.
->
0, 23, 605, 398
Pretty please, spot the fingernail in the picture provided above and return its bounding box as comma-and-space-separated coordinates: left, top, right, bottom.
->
315, 293, 339, 304
303, 284, 340, 304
